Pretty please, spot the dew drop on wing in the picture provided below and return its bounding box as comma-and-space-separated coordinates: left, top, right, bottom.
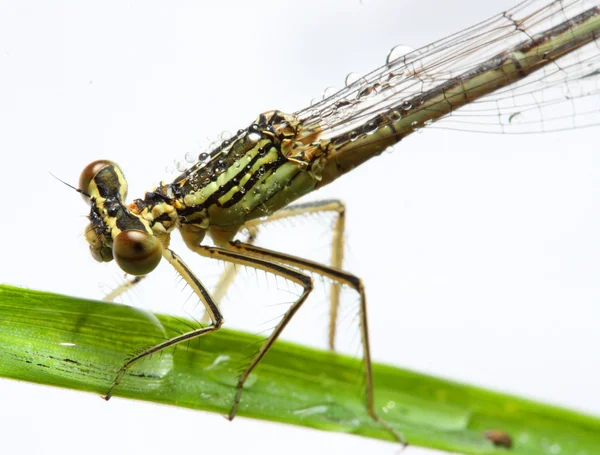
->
388, 73, 404, 86
199, 152, 209, 161
386, 44, 414, 66
344, 72, 361, 87
508, 112, 523, 124
322, 86, 338, 99
185, 152, 195, 163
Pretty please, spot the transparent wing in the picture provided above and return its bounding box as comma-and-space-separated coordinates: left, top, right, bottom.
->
296, 0, 600, 138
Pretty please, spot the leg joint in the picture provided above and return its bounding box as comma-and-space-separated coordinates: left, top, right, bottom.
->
300, 275, 314, 292
213, 316, 225, 329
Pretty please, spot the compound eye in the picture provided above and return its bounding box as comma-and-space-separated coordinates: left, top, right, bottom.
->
85, 224, 114, 263
79, 160, 119, 203
113, 230, 162, 276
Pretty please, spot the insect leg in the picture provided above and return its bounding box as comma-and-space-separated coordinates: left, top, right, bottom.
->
103, 248, 224, 400
246, 199, 345, 351
186, 243, 313, 421
225, 240, 405, 445
102, 276, 147, 302
210, 199, 346, 350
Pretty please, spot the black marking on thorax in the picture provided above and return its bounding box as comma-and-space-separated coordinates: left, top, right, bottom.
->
93, 166, 146, 232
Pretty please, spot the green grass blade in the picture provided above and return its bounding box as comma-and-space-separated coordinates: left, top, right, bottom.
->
0, 284, 598, 454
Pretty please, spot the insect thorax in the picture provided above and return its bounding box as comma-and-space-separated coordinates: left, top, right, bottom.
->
133, 111, 329, 244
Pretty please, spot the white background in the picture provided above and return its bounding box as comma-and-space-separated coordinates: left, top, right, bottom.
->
1, 1, 599, 454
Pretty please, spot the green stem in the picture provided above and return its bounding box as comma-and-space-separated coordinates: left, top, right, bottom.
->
0, 284, 597, 455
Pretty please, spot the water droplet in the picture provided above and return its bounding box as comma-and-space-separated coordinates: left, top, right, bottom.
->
165, 164, 174, 174
357, 84, 378, 99
404, 51, 426, 77
293, 405, 329, 417
401, 100, 412, 111
239, 187, 246, 194
219, 130, 232, 141
411, 120, 420, 131
549, 444, 562, 454
215, 159, 227, 174
386, 44, 414, 65
345, 72, 360, 87
310, 97, 320, 106
320, 107, 334, 118
364, 120, 378, 134
322, 86, 338, 99
508, 112, 523, 124
244, 373, 258, 388
258, 146, 268, 156
349, 131, 359, 142
248, 131, 262, 142
175, 160, 187, 172
247, 125, 262, 143
204, 354, 230, 370
388, 73, 404, 87
185, 152, 195, 163
199, 152, 209, 161
390, 110, 402, 121
382, 400, 396, 413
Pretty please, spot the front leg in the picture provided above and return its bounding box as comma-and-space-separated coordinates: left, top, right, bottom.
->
103, 248, 224, 400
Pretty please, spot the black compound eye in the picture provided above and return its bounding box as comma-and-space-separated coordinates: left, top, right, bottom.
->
79, 160, 117, 204
112, 230, 162, 276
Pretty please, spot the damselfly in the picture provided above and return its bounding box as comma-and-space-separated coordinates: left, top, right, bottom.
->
77, 0, 600, 444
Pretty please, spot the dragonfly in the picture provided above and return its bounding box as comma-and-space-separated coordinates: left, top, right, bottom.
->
77, 0, 600, 444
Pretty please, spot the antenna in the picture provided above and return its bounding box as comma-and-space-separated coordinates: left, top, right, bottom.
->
49, 171, 91, 199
